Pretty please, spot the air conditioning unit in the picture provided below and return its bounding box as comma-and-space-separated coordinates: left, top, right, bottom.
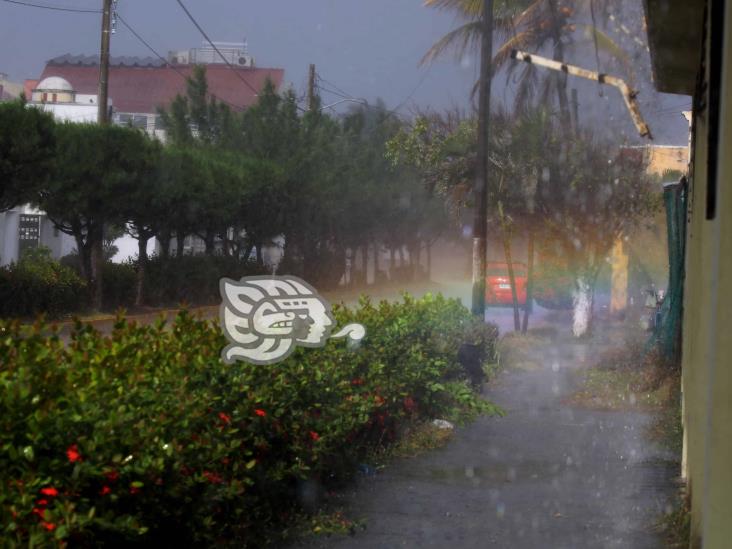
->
167, 50, 190, 66
236, 55, 254, 68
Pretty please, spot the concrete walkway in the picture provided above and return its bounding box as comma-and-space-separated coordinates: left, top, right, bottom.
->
297, 328, 677, 548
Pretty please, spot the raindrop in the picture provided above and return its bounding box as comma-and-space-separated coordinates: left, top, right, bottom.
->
497, 503, 506, 519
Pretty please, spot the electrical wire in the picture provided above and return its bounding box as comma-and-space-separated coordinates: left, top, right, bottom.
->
173, 0, 309, 113
173, 0, 259, 98
116, 13, 242, 112
0, 0, 100, 13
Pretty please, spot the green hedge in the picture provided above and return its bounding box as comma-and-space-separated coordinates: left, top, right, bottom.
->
143, 255, 268, 306
0, 294, 498, 546
0, 248, 86, 318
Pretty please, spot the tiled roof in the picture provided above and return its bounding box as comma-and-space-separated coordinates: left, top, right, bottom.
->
38, 58, 284, 114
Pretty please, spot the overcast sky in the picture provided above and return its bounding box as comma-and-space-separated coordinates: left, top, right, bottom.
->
0, 0, 479, 114
1, 0, 689, 142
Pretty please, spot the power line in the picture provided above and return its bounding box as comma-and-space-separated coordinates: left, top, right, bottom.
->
0, 0, 100, 13
117, 14, 187, 80
173, 0, 260, 98
116, 13, 242, 112
173, 0, 310, 113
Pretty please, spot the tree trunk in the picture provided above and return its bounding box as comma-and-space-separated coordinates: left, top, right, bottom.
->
135, 235, 149, 307
521, 228, 535, 334
548, 0, 572, 136
499, 201, 521, 332
89, 223, 104, 311
471, 0, 495, 317
373, 241, 380, 283
426, 240, 432, 280
572, 275, 594, 338
256, 241, 264, 266
74, 234, 91, 282
158, 230, 171, 260
204, 232, 215, 256
176, 232, 185, 258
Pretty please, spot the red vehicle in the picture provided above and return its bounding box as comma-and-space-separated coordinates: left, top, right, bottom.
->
485, 262, 528, 306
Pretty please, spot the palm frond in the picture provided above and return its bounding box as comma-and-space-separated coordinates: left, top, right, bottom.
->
575, 23, 633, 78
423, 0, 482, 17
420, 21, 483, 66
492, 29, 537, 68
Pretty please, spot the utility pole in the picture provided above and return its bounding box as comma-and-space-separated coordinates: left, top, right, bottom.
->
307, 63, 316, 112
471, 0, 494, 318
90, 0, 113, 311
97, 0, 112, 125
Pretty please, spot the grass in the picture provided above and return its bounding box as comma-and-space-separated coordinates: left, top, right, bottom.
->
497, 328, 556, 372
658, 487, 691, 549
565, 367, 672, 410
385, 421, 455, 459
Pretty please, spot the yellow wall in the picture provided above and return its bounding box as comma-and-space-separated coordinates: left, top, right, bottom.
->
646, 146, 689, 177
681, 3, 732, 547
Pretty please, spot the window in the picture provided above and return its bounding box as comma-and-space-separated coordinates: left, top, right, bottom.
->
133, 115, 148, 129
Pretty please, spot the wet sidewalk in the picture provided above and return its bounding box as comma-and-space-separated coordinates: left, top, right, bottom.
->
297, 329, 677, 548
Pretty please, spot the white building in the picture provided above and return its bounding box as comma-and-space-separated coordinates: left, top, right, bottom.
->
0, 77, 103, 266
27, 76, 104, 123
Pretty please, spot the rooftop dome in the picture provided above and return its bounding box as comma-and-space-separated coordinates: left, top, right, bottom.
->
36, 76, 74, 92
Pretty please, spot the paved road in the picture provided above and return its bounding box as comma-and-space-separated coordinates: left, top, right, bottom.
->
294, 327, 677, 549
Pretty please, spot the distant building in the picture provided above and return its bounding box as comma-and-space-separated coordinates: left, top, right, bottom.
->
27, 45, 284, 140
27, 76, 103, 123
0, 72, 23, 102
4, 44, 285, 264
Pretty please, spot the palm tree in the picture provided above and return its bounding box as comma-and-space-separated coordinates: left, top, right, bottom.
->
423, 0, 629, 130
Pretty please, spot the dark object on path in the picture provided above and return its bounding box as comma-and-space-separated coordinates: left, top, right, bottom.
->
458, 343, 485, 388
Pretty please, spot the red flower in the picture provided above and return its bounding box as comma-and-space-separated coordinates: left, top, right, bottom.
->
41, 521, 56, 531
203, 470, 223, 484
36, 499, 49, 506
218, 412, 231, 424
40, 487, 58, 497
32, 507, 46, 518
309, 431, 320, 442
99, 485, 112, 496
254, 409, 266, 417
104, 470, 119, 482
66, 444, 82, 463
351, 377, 364, 386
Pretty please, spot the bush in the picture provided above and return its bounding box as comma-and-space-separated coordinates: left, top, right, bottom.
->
102, 261, 136, 309
143, 255, 268, 306
533, 262, 574, 310
0, 294, 498, 546
0, 247, 86, 318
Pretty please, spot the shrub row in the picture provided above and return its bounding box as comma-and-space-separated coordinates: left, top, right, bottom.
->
1, 252, 269, 319
0, 248, 86, 318
0, 294, 499, 546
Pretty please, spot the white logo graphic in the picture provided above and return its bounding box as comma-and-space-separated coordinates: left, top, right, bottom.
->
219, 275, 366, 365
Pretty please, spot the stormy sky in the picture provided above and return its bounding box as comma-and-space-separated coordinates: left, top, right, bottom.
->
0, 0, 690, 143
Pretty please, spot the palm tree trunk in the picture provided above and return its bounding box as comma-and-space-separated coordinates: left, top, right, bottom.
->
521, 227, 535, 334
471, 0, 495, 317
498, 200, 521, 331
548, 0, 572, 136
